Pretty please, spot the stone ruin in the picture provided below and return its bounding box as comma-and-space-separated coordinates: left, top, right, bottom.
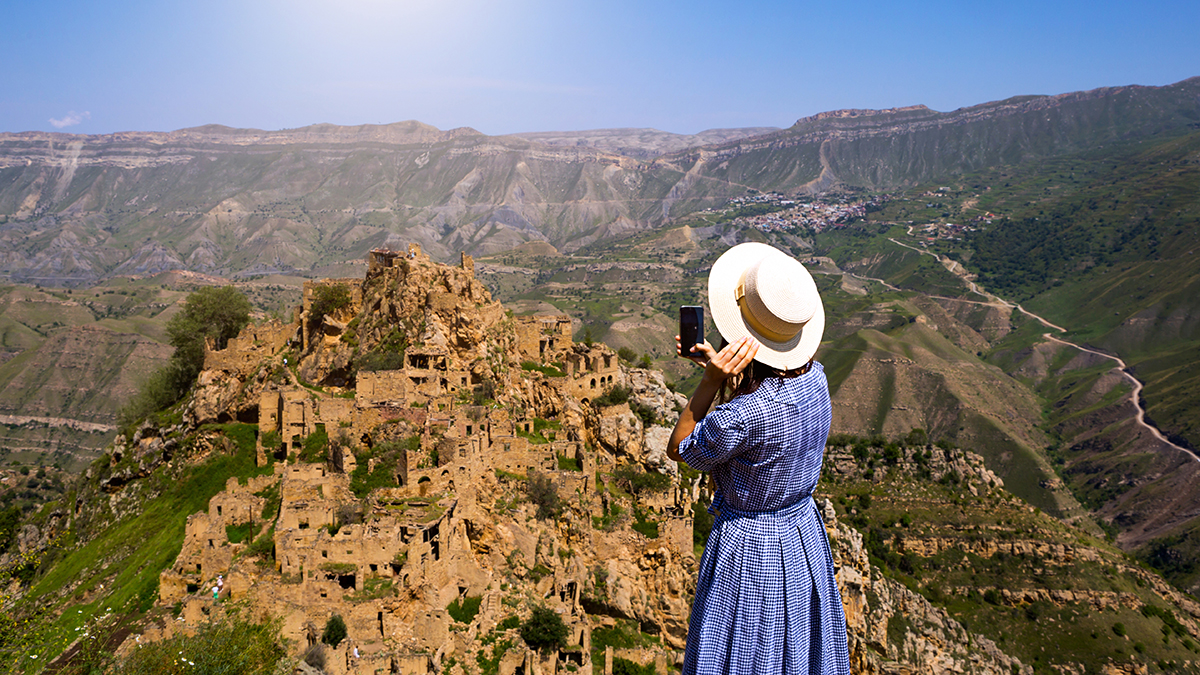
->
145, 245, 695, 674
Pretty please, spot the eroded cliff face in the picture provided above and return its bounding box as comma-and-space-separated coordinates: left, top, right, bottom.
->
67, 249, 1034, 674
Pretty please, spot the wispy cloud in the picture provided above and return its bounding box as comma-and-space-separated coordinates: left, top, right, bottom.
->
49, 111, 91, 128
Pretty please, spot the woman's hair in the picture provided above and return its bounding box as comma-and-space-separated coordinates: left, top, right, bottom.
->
717, 338, 812, 403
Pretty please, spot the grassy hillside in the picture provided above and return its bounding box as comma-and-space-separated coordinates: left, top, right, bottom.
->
823, 439, 1200, 674
0, 423, 272, 671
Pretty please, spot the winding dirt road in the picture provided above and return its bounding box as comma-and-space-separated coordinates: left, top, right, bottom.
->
849, 235, 1198, 462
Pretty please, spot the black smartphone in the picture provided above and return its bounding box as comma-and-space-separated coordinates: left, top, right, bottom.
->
680, 306, 704, 356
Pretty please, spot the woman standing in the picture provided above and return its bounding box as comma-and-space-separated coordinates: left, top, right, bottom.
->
668, 242, 850, 675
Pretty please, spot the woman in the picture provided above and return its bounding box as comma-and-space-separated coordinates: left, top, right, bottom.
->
667, 242, 850, 675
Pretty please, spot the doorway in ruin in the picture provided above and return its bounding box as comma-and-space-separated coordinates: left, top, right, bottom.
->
327, 571, 356, 590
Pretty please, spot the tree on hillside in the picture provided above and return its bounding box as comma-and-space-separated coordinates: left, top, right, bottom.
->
309, 284, 352, 322
520, 605, 568, 652
168, 286, 254, 379
121, 286, 252, 428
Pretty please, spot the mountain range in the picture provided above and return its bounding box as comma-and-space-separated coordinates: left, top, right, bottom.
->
1, 78, 1196, 287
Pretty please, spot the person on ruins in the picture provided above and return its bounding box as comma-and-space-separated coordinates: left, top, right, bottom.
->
668, 242, 850, 675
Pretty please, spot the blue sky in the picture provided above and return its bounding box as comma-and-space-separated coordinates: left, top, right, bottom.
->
2, 0, 1197, 136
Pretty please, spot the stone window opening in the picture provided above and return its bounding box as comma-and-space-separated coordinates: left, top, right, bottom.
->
208, 539, 214, 548
370, 563, 378, 574
299, 521, 310, 530
322, 550, 328, 558
216, 505, 222, 516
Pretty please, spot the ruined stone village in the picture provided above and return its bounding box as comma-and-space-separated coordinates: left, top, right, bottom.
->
108, 245, 1036, 675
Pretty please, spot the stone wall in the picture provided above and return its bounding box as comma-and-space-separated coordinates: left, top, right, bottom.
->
204, 319, 296, 376
516, 315, 573, 361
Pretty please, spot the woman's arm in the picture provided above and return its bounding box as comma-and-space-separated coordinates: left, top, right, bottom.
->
667, 336, 759, 462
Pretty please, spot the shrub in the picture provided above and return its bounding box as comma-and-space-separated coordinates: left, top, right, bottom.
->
322, 614, 347, 646
304, 643, 327, 669
692, 498, 714, 548
245, 526, 275, 561
593, 385, 631, 407
520, 606, 568, 652
350, 437, 415, 498
310, 284, 352, 321
629, 399, 658, 427
612, 465, 670, 495
448, 595, 483, 624
526, 473, 562, 520
259, 429, 281, 453
298, 427, 329, 464
617, 347, 637, 363
357, 350, 406, 372
632, 508, 659, 539
225, 522, 257, 545
613, 657, 656, 675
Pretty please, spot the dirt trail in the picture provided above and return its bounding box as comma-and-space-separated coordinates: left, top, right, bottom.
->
874, 236, 1198, 462
0, 414, 115, 433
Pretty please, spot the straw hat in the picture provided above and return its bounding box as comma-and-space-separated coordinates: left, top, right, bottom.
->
708, 242, 825, 370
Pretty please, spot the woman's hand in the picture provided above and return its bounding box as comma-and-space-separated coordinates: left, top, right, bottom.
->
667, 336, 758, 463
676, 336, 759, 382
701, 337, 758, 385
676, 335, 714, 366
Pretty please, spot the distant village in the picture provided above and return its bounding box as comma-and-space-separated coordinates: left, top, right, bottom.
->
706, 188, 1007, 245
704, 191, 891, 233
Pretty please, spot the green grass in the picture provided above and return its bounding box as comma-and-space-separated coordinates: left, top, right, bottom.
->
2, 423, 271, 670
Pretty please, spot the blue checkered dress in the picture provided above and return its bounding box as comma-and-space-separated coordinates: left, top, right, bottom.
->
677, 362, 850, 675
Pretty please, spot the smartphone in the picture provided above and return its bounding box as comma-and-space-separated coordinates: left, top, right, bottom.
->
680, 306, 704, 356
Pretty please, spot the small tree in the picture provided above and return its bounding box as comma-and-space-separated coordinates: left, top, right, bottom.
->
121, 286, 251, 427
526, 473, 562, 520
520, 605, 568, 652
310, 284, 352, 321
322, 614, 347, 647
